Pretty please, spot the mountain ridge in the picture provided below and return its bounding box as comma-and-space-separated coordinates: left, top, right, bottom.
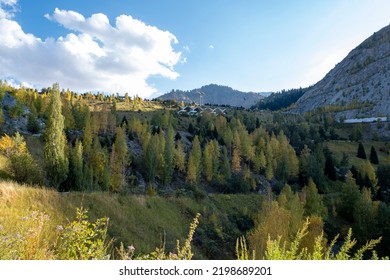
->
158, 84, 269, 108
291, 24, 390, 118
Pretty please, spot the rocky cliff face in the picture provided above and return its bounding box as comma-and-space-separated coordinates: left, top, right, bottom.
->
292, 24, 390, 118
158, 84, 267, 108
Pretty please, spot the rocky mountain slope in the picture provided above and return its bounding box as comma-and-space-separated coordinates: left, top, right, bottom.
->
292, 24, 390, 119
158, 84, 268, 108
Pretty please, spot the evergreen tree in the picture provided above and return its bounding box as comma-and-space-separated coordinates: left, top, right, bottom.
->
360, 160, 379, 195
110, 126, 130, 192
299, 145, 311, 185
353, 188, 379, 242
324, 153, 337, 181
377, 164, 390, 200
109, 144, 121, 192
0, 106, 4, 125
44, 83, 69, 189
203, 141, 213, 182
339, 172, 361, 221
69, 140, 84, 191
211, 139, 220, 178
143, 133, 160, 182
83, 109, 93, 157
162, 125, 175, 185
231, 147, 241, 174
220, 146, 231, 181
303, 178, 327, 218
174, 140, 186, 174
186, 136, 201, 183
231, 131, 241, 174
89, 136, 107, 187
27, 113, 40, 134
369, 146, 379, 164
357, 142, 367, 159
264, 144, 274, 180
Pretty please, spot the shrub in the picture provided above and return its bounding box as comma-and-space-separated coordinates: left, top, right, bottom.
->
54, 207, 112, 260
236, 219, 386, 260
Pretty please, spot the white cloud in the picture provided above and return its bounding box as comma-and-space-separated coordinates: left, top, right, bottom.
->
0, 0, 17, 19
0, 7, 182, 98
209, 44, 214, 49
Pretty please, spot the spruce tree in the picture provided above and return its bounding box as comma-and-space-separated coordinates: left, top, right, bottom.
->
44, 83, 69, 188
357, 142, 367, 159
369, 146, 379, 164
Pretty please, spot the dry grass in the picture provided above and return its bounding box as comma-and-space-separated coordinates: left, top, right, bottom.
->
0, 180, 261, 258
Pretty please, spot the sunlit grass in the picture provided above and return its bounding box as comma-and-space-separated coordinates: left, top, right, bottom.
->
0, 180, 261, 258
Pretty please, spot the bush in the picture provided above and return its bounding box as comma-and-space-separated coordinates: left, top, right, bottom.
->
237, 219, 386, 260
54, 208, 112, 260
10, 153, 43, 185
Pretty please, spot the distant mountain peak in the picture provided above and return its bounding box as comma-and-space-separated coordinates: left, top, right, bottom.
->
158, 84, 269, 108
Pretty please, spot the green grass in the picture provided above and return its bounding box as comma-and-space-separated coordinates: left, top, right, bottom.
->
0, 181, 262, 259
326, 140, 388, 169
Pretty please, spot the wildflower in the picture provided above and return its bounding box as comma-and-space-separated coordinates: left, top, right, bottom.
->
56, 225, 64, 231
128, 245, 135, 252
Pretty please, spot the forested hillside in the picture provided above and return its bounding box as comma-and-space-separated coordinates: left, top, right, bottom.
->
1, 80, 390, 259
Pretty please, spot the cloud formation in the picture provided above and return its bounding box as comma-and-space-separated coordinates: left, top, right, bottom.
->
0, 0, 17, 18
0, 5, 182, 97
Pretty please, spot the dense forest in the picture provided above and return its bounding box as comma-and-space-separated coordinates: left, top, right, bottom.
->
251, 88, 307, 111
0, 81, 390, 259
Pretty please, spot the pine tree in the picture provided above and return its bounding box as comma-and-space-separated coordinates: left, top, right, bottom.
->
357, 142, 367, 159
44, 83, 69, 188
369, 146, 379, 164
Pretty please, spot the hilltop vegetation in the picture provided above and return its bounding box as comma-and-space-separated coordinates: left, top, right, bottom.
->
1, 80, 390, 259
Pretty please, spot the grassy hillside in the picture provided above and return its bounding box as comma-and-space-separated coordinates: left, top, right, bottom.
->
326, 140, 389, 169
0, 180, 262, 259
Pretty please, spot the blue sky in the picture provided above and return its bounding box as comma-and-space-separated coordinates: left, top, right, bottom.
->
1, 0, 390, 98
